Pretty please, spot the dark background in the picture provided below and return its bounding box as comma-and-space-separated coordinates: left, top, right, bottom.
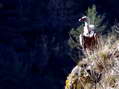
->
0, 0, 119, 89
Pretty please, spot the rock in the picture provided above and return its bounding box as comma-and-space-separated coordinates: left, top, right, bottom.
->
65, 39, 119, 89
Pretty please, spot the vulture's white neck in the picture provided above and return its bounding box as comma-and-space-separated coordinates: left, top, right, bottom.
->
84, 21, 89, 27
82, 17, 95, 37
84, 17, 90, 26
84, 21, 90, 31
83, 19, 92, 36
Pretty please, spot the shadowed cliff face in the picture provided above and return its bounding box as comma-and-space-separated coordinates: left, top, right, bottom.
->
16, 0, 119, 32
17, 0, 93, 31
0, 1, 76, 89
0, 0, 119, 89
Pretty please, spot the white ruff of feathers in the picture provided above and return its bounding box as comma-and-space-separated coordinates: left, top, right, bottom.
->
83, 21, 95, 37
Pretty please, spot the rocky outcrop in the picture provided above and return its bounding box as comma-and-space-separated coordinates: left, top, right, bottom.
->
65, 36, 119, 89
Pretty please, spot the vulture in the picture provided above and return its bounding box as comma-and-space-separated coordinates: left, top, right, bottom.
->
79, 16, 99, 53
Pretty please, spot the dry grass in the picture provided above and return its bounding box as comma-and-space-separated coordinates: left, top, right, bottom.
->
65, 33, 119, 89
82, 34, 119, 89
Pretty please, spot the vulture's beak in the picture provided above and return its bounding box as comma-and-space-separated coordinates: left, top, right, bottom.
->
79, 16, 88, 22
79, 18, 82, 22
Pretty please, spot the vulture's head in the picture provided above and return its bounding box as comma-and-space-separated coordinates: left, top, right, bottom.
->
79, 16, 88, 22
